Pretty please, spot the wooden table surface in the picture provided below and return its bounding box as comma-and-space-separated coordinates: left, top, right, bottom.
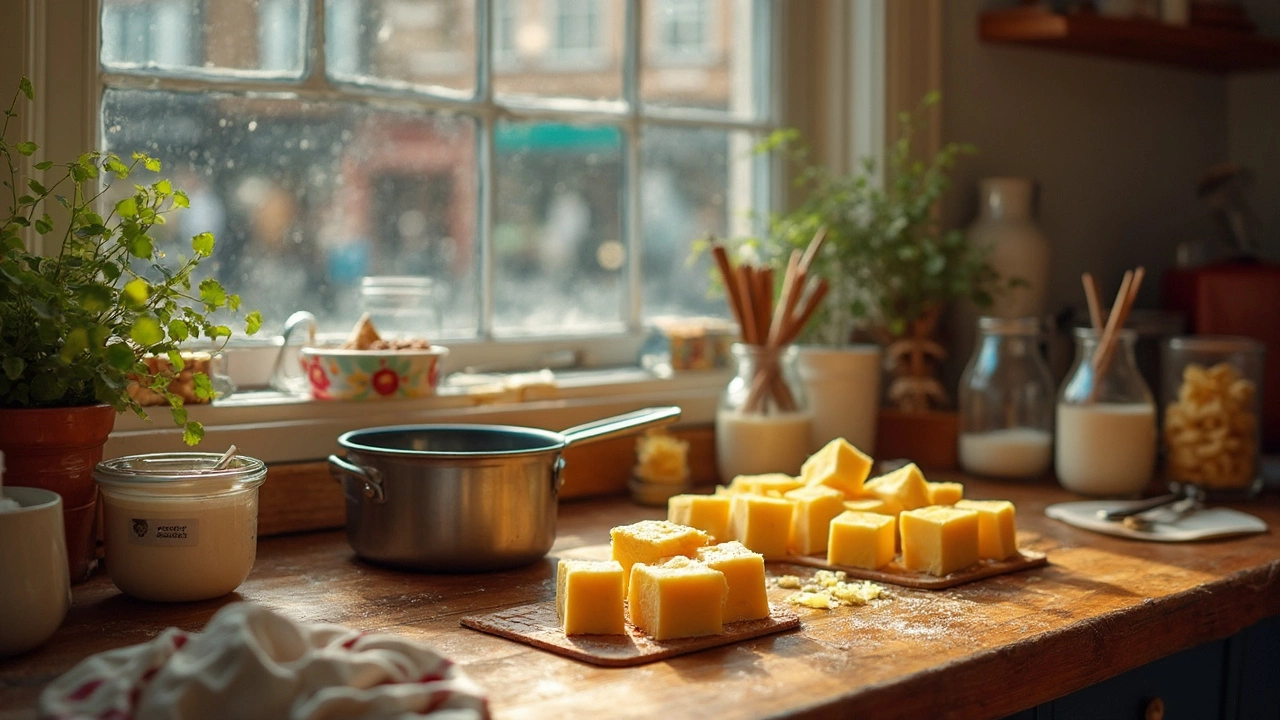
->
2, 477, 1278, 720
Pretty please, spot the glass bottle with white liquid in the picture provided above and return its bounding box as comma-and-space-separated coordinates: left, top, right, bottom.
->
715, 344, 812, 484
958, 317, 1054, 479
1056, 328, 1157, 496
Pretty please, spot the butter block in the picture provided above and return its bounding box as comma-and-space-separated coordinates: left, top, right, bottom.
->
728, 494, 794, 559
843, 497, 902, 517
955, 499, 1018, 560
784, 485, 847, 556
727, 473, 804, 497
801, 437, 874, 497
627, 556, 728, 640
667, 494, 733, 542
695, 541, 770, 623
899, 506, 980, 577
864, 462, 931, 512
610, 520, 711, 593
827, 510, 896, 570
926, 481, 964, 506
555, 559, 625, 636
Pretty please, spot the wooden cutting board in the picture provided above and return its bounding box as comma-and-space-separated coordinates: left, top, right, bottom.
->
783, 550, 1048, 590
460, 601, 800, 668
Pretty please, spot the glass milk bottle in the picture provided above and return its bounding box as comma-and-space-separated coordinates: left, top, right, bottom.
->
715, 344, 812, 484
958, 317, 1055, 479
1056, 328, 1157, 496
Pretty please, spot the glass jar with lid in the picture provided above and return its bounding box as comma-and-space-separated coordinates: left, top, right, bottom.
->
1056, 328, 1157, 496
1161, 336, 1265, 498
715, 343, 812, 484
958, 316, 1055, 480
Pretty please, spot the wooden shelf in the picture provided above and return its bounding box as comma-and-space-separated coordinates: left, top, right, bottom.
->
979, 7, 1280, 73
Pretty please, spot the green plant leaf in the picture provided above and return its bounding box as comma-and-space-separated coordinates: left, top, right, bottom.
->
173, 190, 190, 208
143, 156, 161, 172
168, 319, 189, 341
31, 373, 67, 404
19, 76, 33, 100
105, 342, 136, 370
60, 327, 89, 363
167, 349, 185, 372
34, 160, 52, 170
193, 372, 214, 400
245, 310, 263, 335
199, 278, 227, 307
2, 356, 24, 380
16, 141, 38, 156
182, 421, 204, 446
115, 196, 138, 219
127, 233, 154, 259
28, 179, 46, 195
191, 232, 215, 257
123, 278, 150, 307
129, 316, 164, 346
34, 214, 52, 234
154, 178, 172, 196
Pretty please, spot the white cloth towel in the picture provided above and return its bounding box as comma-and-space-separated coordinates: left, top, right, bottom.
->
39, 603, 488, 720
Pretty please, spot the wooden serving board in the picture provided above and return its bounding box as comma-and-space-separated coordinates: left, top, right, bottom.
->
783, 550, 1048, 590
460, 601, 800, 668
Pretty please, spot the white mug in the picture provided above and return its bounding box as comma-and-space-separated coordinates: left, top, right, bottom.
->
0, 487, 72, 658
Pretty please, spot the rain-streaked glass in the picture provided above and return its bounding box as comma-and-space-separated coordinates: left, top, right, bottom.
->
493, 0, 625, 103
493, 120, 625, 335
101, 89, 479, 338
641, 0, 761, 118
101, 0, 308, 78
325, 0, 477, 97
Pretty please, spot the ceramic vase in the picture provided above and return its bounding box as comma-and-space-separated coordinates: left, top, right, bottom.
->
968, 177, 1051, 319
795, 345, 882, 455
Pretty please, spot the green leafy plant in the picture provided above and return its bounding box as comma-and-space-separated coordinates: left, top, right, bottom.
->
0, 77, 260, 444
757, 92, 1001, 346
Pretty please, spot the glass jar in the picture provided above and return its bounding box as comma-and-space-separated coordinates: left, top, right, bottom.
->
715, 343, 812, 484
1056, 328, 1157, 496
958, 317, 1055, 480
1161, 336, 1265, 498
359, 276, 441, 339
93, 453, 267, 602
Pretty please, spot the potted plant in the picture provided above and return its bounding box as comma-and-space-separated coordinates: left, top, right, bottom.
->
756, 93, 1003, 467
0, 77, 260, 580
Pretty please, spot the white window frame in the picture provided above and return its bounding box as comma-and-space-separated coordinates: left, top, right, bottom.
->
4, 0, 923, 462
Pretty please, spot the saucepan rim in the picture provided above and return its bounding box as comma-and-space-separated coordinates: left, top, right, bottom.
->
337, 423, 568, 459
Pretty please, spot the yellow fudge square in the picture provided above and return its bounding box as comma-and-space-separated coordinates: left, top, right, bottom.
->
827, 510, 896, 570
555, 559, 625, 636
695, 541, 770, 623
728, 494, 794, 559
727, 473, 804, 497
610, 520, 711, 593
955, 499, 1018, 560
843, 497, 902, 517
864, 462, 931, 512
667, 494, 733, 542
801, 437, 874, 497
899, 506, 980, 577
784, 485, 847, 556
926, 481, 964, 506
627, 556, 728, 640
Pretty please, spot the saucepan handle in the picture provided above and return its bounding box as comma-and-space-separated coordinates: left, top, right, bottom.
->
328, 454, 385, 504
559, 406, 681, 448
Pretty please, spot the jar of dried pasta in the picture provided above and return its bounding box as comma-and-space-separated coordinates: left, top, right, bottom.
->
1160, 336, 1265, 497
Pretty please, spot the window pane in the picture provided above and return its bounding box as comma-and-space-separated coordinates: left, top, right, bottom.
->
102, 89, 478, 338
640, 125, 753, 320
494, 120, 625, 335
326, 0, 477, 97
494, 0, 624, 103
641, 0, 760, 118
101, 0, 307, 78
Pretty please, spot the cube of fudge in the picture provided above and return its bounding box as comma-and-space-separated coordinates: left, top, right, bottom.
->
727, 473, 804, 497
926, 481, 964, 506
827, 510, 896, 570
801, 437, 873, 497
627, 556, 728, 640
610, 520, 711, 593
784, 485, 847, 556
667, 493, 732, 542
899, 506, 980, 577
864, 462, 931, 512
955, 499, 1018, 560
556, 559, 625, 636
728, 494, 794, 559
694, 541, 770, 623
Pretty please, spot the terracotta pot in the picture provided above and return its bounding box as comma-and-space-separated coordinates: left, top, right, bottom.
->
0, 404, 116, 583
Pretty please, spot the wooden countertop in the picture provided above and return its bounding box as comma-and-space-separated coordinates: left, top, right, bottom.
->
3, 477, 1278, 720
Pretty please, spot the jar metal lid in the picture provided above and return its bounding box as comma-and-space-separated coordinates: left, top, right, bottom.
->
93, 452, 267, 496
1165, 335, 1265, 356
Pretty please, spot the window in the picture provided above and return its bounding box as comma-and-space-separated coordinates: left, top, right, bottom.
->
652, 0, 712, 59
98, 0, 772, 369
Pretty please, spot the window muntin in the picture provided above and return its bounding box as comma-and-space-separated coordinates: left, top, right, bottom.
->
99, 0, 773, 354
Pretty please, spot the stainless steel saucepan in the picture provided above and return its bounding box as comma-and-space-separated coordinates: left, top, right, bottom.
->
329, 406, 680, 572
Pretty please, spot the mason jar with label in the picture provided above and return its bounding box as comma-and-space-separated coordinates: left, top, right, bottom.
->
93, 453, 267, 602
1056, 328, 1157, 497
1161, 336, 1265, 498
958, 317, 1055, 480
715, 343, 812, 484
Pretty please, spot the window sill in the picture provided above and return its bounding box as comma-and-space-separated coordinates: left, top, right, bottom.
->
105, 366, 729, 463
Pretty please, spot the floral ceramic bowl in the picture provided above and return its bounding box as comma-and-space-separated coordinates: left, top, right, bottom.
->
299, 346, 448, 401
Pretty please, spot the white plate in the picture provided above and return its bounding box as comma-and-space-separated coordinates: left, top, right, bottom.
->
1045, 500, 1268, 542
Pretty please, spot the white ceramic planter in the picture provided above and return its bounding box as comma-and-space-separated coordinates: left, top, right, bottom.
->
795, 345, 883, 455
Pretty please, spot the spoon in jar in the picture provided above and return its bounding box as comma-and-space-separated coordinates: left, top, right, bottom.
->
211, 445, 238, 471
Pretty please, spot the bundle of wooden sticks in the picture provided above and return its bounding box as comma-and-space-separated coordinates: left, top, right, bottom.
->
1081, 265, 1145, 400
711, 229, 830, 414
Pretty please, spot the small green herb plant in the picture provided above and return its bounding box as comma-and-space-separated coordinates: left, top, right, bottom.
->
0, 77, 261, 444
757, 92, 1001, 345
